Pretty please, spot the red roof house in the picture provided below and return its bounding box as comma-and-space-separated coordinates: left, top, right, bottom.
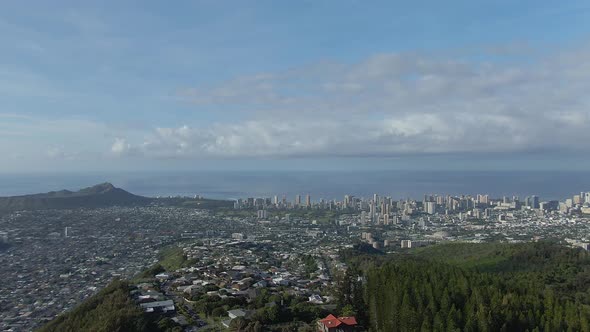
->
317, 314, 358, 332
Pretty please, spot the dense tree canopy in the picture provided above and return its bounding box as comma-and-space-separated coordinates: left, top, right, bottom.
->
343, 242, 590, 332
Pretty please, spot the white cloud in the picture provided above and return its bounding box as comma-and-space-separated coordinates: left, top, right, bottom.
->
112, 45, 590, 159
46, 146, 80, 160
111, 138, 135, 156
46, 147, 66, 159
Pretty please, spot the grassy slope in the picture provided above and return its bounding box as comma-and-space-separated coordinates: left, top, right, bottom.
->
158, 247, 191, 271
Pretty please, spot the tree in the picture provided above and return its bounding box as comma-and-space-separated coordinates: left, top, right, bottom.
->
264, 305, 280, 323
229, 317, 248, 332
341, 304, 356, 317
211, 306, 226, 318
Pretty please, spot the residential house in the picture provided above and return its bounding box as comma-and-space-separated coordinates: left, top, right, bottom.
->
317, 314, 357, 332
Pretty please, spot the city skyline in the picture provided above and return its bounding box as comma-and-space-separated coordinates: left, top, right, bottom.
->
234, 190, 584, 213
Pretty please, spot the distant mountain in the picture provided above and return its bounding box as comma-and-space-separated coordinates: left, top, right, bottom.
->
0, 182, 152, 212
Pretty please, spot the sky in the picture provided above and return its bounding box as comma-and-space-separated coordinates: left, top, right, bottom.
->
1, 1, 590, 172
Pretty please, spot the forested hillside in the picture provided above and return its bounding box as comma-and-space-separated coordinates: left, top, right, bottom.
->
357, 242, 590, 332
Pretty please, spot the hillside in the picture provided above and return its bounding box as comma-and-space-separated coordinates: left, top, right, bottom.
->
0, 183, 234, 212
38, 241, 590, 331
0, 183, 152, 212
339, 242, 590, 331
36, 280, 179, 332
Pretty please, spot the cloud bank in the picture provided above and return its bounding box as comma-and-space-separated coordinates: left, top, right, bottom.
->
117, 46, 590, 159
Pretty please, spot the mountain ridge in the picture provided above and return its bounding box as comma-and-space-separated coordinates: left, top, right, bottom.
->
0, 182, 152, 212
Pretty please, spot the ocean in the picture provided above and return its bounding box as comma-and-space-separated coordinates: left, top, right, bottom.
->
0, 171, 589, 202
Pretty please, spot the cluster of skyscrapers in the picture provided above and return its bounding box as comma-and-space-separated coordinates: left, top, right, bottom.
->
234, 194, 312, 209
234, 190, 590, 224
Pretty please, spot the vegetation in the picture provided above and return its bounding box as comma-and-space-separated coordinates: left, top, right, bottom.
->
338, 241, 590, 332
132, 246, 194, 282
134, 264, 166, 281
36, 280, 180, 332
190, 288, 328, 329
301, 255, 318, 278
157, 246, 196, 271
339, 242, 384, 261
37, 280, 142, 332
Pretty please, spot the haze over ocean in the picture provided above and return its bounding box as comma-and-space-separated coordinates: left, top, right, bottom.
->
1, 171, 589, 202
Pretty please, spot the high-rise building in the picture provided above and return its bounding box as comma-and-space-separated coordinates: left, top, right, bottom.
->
425, 202, 436, 215
305, 194, 311, 208
559, 202, 569, 213
540, 201, 559, 212
254, 198, 264, 207
478, 194, 489, 204
295, 195, 301, 206
472, 209, 482, 219
369, 201, 376, 224
360, 211, 367, 224
531, 195, 540, 209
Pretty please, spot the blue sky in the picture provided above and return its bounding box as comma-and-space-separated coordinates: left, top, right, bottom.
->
1, 1, 590, 172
